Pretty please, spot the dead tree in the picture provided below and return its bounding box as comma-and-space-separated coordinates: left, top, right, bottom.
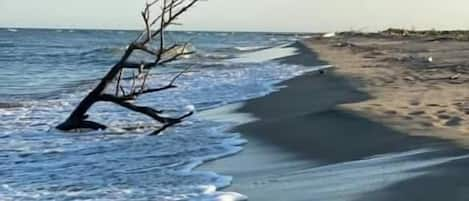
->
57, 0, 200, 135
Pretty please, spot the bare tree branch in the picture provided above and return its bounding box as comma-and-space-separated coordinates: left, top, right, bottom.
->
99, 94, 168, 122
149, 111, 194, 136
150, 0, 200, 39
57, 0, 201, 134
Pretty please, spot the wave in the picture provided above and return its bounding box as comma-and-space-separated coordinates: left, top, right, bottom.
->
193, 53, 236, 61
188, 45, 274, 63
0, 102, 23, 109
229, 42, 298, 63
79, 46, 127, 57
0, 76, 101, 102
0, 42, 16, 48
2, 43, 71, 49
215, 32, 230, 37
233, 45, 270, 52
6, 28, 18, 32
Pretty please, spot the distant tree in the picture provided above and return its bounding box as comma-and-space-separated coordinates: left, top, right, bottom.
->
57, 0, 200, 135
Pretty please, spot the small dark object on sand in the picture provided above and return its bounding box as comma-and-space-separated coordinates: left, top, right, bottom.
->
445, 117, 463, 126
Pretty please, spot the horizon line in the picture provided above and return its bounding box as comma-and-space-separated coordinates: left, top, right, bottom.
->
0, 26, 317, 35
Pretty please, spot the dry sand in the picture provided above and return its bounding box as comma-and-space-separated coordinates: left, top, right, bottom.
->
307, 34, 469, 145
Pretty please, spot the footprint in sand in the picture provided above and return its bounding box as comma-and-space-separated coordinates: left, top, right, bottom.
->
437, 114, 452, 120
409, 111, 426, 116
445, 117, 463, 127
420, 121, 433, 127
385, 110, 397, 115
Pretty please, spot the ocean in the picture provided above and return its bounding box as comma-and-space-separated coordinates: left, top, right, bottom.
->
0, 28, 322, 200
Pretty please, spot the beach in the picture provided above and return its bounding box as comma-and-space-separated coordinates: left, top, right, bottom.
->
201, 32, 469, 200
3, 28, 469, 200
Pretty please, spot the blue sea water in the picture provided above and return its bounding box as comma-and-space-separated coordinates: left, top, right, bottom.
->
0, 28, 319, 201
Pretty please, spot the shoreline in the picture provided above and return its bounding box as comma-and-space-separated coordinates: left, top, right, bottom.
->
200, 36, 469, 200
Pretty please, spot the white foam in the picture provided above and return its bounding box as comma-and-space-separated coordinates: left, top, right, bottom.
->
197, 191, 248, 201
198, 103, 258, 125
185, 104, 197, 113
234, 46, 268, 51
322, 32, 336, 38
229, 43, 297, 63
175, 131, 248, 201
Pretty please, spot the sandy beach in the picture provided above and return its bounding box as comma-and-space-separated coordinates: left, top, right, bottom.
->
310, 31, 469, 145
201, 32, 469, 200
7, 0, 469, 200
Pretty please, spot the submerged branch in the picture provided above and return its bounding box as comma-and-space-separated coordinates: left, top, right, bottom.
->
99, 94, 167, 122
150, 111, 194, 136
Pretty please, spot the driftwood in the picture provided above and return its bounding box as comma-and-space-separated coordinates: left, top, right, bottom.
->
57, 0, 200, 135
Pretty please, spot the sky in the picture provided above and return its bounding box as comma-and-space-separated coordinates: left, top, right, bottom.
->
1, 0, 469, 32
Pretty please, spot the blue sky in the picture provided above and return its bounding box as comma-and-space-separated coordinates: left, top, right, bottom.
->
1, 0, 469, 32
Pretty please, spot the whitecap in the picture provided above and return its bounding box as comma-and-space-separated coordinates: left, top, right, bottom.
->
229, 43, 297, 63
233, 45, 268, 52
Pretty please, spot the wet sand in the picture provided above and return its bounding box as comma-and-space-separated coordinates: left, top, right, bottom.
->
200, 37, 469, 200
